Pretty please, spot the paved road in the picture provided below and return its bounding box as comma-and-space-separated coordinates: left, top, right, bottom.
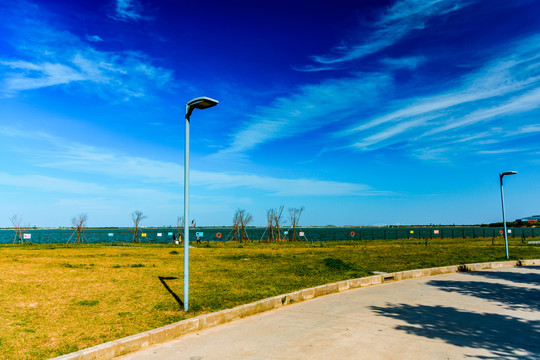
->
116, 266, 540, 360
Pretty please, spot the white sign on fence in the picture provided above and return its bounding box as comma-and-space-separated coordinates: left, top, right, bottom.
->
108, 233, 114, 237
434, 230, 440, 234
168, 232, 173, 236
157, 233, 162, 237
299, 232, 305, 236
23, 233, 31, 239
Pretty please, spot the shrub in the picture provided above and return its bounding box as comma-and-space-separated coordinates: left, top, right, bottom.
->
323, 257, 352, 270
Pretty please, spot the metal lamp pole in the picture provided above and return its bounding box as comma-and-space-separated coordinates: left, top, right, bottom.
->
184, 96, 218, 312
499, 171, 517, 260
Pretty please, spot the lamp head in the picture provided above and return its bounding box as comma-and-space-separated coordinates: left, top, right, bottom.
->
186, 97, 219, 117
500, 171, 518, 185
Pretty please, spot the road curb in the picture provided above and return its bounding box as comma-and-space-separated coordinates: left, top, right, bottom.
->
50, 259, 540, 360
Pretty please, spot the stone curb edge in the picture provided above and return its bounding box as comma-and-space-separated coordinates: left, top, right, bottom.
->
50, 259, 540, 360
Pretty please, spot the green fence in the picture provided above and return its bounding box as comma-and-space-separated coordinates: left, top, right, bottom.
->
179, 226, 540, 242
1, 226, 539, 244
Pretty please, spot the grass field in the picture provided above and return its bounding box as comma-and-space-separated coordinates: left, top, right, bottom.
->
1, 237, 540, 359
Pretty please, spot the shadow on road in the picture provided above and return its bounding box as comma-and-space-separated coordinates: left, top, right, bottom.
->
460, 267, 540, 286
427, 279, 540, 312
370, 303, 540, 359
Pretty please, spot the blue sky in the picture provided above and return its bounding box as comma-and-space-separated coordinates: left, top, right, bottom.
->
0, 0, 539, 228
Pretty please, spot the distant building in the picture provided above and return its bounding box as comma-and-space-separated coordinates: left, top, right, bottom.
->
516, 215, 540, 223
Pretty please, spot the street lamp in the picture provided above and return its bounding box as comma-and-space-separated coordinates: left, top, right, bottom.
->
499, 171, 517, 260
184, 96, 218, 311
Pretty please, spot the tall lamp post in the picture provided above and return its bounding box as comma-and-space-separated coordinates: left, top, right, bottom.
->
499, 171, 517, 260
184, 96, 218, 312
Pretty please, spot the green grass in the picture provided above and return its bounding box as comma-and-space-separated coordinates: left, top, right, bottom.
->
76, 300, 99, 307
1, 237, 539, 359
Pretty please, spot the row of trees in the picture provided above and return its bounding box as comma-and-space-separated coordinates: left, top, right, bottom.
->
130, 211, 185, 243
7, 206, 305, 244
227, 206, 305, 242
66, 211, 150, 244
8, 210, 154, 244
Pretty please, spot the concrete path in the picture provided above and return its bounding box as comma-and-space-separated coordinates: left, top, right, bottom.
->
116, 267, 540, 360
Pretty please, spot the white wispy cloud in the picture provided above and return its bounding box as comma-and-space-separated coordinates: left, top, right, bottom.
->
412, 147, 452, 161
344, 61, 538, 135
0, 172, 105, 194
0, 50, 172, 99
85, 35, 103, 42
477, 149, 526, 155
217, 73, 392, 154
0, 3, 171, 99
191, 171, 383, 197
0, 126, 181, 183
214, 10, 540, 164
448, 130, 497, 144
508, 125, 540, 136
303, 0, 473, 70
380, 56, 427, 70
0, 60, 86, 91
39, 144, 182, 183
1, 127, 379, 197
340, 34, 540, 157
352, 116, 430, 149
112, 0, 148, 22
421, 87, 540, 137
221, 33, 540, 158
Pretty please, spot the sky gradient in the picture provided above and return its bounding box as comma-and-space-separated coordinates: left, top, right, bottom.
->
0, 0, 539, 228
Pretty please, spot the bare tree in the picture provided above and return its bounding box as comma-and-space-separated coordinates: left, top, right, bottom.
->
131, 210, 147, 243
230, 209, 253, 242
10, 215, 28, 244
273, 205, 284, 242
226, 212, 240, 242
67, 213, 88, 244
231, 211, 241, 242
263, 205, 285, 242
288, 207, 304, 241
265, 209, 275, 243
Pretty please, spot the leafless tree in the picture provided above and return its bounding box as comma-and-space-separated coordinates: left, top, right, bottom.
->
231, 209, 253, 242
265, 209, 275, 243
273, 205, 285, 242
67, 213, 88, 244
264, 205, 284, 242
226, 212, 240, 242
131, 210, 147, 243
288, 207, 304, 241
10, 215, 28, 244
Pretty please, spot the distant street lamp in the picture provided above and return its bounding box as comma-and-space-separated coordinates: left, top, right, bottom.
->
499, 171, 517, 260
184, 96, 218, 312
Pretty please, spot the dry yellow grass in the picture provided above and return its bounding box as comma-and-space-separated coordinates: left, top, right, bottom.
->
1, 239, 539, 359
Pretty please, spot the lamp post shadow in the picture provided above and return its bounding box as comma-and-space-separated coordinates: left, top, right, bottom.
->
158, 276, 184, 308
